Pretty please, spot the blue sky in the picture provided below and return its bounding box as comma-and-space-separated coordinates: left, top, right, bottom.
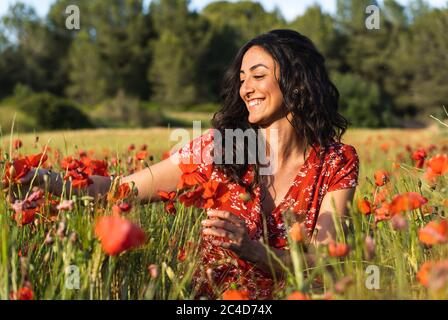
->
0, 0, 447, 22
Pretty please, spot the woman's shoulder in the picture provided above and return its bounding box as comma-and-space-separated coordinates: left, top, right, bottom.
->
315, 141, 359, 172
322, 141, 358, 160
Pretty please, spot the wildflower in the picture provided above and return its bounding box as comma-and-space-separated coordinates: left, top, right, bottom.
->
286, 291, 310, 300
127, 144, 135, 152
412, 148, 427, 169
374, 202, 392, 223
202, 180, 230, 209
328, 242, 350, 258
94, 216, 145, 256
13, 139, 23, 150
222, 289, 250, 300
107, 183, 131, 203
12, 200, 38, 226
417, 260, 448, 291
135, 151, 148, 161
424, 154, 448, 181
389, 192, 428, 215
56, 200, 74, 211
418, 220, 448, 245
157, 190, 177, 215
64, 170, 92, 188
374, 170, 390, 186
177, 163, 208, 189
3, 153, 48, 186
357, 198, 372, 215
9, 286, 34, 300
391, 214, 408, 231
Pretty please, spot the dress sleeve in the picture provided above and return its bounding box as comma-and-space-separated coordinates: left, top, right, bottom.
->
176, 129, 214, 175
327, 144, 359, 192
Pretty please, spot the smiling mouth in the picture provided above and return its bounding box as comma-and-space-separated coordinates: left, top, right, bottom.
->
248, 98, 265, 108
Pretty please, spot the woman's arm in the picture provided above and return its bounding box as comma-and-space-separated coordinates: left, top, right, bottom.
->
14, 154, 182, 204
202, 187, 356, 277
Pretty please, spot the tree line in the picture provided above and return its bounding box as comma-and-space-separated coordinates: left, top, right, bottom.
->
0, 0, 446, 129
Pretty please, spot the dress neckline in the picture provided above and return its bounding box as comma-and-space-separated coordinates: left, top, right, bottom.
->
260, 144, 318, 214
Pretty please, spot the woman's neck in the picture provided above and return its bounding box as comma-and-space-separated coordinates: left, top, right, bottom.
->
259, 114, 307, 168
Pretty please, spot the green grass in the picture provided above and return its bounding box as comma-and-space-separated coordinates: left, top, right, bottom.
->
0, 124, 447, 300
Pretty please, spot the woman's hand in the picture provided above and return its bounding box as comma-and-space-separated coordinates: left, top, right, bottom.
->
8, 168, 51, 203
201, 210, 255, 260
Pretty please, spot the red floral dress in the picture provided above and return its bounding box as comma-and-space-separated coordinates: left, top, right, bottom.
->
176, 129, 359, 299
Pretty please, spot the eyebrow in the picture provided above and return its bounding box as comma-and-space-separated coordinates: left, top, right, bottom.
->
240, 63, 269, 74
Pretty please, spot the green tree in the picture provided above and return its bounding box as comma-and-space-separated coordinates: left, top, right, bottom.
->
66, 0, 153, 104
148, 0, 210, 107
289, 5, 343, 70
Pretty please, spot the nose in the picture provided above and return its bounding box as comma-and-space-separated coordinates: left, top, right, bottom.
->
240, 78, 255, 99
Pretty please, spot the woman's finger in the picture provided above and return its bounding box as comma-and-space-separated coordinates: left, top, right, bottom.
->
207, 210, 245, 226
202, 227, 235, 240
201, 219, 239, 233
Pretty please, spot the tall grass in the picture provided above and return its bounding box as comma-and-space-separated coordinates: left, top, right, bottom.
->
0, 123, 447, 300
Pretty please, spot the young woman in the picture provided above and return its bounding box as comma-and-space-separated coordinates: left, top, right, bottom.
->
15, 29, 359, 299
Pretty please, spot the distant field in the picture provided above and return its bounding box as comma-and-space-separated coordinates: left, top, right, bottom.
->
1, 122, 444, 160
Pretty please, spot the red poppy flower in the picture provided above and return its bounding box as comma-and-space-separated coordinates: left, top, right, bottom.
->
157, 190, 177, 215
127, 144, 135, 152
380, 143, 389, 153
13, 139, 23, 150
417, 260, 448, 290
328, 242, 350, 257
94, 216, 146, 256
108, 183, 132, 202
412, 149, 427, 169
135, 151, 148, 161
286, 291, 311, 300
374, 170, 390, 186
64, 170, 92, 188
425, 154, 448, 181
10, 286, 34, 300
418, 220, 448, 245
178, 186, 204, 207
81, 158, 109, 176
202, 180, 230, 209
374, 202, 392, 223
389, 192, 428, 215
13, 208, 37, 226
60, 156, 82, 171
3, 153, 48, 186
357, 199, 372, 215
374, 187, 389, 205
177, 163, 208, 189
222, 289, 250, 300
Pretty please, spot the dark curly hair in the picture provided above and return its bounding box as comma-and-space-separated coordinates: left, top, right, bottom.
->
211, 29, 348, 188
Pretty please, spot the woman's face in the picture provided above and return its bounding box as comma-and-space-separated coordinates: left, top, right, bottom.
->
239, 45, 285, 126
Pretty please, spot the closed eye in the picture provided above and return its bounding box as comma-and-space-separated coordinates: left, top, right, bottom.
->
240, 75, 265, 84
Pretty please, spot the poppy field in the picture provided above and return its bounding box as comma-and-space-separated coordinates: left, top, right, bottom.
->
0, 121, 447, 300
